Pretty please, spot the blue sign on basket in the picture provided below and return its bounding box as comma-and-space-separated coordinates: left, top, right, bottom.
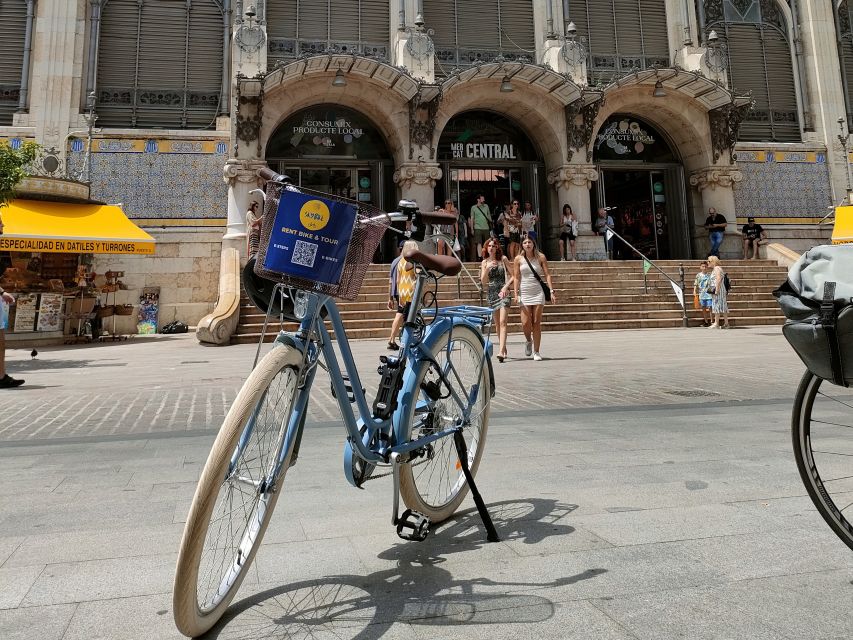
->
263, 190, 357, 286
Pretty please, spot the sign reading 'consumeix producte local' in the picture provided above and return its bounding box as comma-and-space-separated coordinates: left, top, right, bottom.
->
263, 190, 357, 286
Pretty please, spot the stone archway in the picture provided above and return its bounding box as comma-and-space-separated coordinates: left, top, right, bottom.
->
260, 57, 416, 169
433, 65, 589, 253
588, 72, 749, 258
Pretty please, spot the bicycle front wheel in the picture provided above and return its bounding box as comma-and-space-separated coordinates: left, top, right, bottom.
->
400, 324, 491, 523
792, 369, 853, 551
173, 344, 304, 637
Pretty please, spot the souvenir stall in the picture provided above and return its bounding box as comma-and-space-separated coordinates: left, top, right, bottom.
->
0, 199, 155, 345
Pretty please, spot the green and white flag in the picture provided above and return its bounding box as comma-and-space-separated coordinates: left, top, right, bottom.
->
642, 259, 652, 275
670, 280, 685, 309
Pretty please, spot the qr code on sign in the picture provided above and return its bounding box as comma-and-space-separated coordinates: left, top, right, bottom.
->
292, 240, 318, 268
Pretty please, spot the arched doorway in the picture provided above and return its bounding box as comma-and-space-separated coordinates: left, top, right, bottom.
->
436, 110, 546, 256
266, 104, 394, 209
592, 114, 689, 260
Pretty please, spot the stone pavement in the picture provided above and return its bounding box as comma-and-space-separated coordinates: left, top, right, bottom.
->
1, 328, 852, 639
0, 326, 807, 441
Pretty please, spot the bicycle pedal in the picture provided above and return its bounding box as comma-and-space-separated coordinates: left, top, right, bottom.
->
396, 509, 431, 542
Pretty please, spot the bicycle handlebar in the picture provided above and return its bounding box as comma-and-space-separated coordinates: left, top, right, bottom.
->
257, 167, 290, 183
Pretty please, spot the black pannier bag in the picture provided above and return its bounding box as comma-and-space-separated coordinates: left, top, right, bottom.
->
774, 245, 853, 387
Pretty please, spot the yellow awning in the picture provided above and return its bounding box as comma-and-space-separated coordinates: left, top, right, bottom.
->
0, 199, 155, 255
833, 205, 853, 245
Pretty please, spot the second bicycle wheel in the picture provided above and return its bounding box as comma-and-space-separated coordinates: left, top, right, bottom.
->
792, 369, 853, 551
400, 325, 491, 523
173, 344, 304, 637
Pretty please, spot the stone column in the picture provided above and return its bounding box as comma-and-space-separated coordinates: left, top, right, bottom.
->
689, 166, 743, 258
547, 164, 598, 232
222, 158, 267, 255
393, 161, 442, 214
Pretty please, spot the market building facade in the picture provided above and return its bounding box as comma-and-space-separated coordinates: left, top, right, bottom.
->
1, 0, 850, 325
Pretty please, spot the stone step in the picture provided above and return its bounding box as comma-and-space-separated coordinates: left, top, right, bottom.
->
234, 258, 787, 344
230, 314, 785, 344
238, 300, 780, 321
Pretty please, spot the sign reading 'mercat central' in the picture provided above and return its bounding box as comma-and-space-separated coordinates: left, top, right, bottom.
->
450, 143, 517, 160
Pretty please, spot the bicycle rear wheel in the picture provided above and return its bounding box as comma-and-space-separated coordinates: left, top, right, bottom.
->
792, 369, 853, 551
173, 344, 304, 637
400, 325, 490, 523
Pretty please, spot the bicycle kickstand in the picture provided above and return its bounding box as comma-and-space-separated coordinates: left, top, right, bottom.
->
453, 428, 500, 542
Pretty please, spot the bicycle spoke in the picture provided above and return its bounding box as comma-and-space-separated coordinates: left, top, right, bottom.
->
195, 363, 299, 613
795, 373, 853, 551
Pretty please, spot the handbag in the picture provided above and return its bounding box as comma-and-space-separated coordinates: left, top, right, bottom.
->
693, 293, 700, 309
523, 254, 551, 302
452, 237, 461, 253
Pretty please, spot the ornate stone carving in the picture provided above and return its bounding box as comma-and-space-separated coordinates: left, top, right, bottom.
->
393, 161, 442, 189
408, 88, 442, 160
234, 74, 265, 157
547, 165, 599, 191
689, 167, 744, 192
565, 96, 603, 162
709, 100, 753, 164
223, 159, 267, 186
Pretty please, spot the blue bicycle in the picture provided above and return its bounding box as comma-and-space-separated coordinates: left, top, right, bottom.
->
173, 170, 497, 637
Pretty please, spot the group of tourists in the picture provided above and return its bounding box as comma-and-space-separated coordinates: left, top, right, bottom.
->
388, 215, 557, 362
445, 195, 540, 262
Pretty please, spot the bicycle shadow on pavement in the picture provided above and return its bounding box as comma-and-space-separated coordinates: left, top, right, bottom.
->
203, 498, 606, 640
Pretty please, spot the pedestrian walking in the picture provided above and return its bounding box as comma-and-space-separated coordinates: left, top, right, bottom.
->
692, 260, 713, 327
480, 238, 514, 363
436, 199, 458, 256
469, 194, 492, 257
0, 217, 23, 388
741, 216, 767, 260
559, 204, 578, 261
704, 207, 727, 257
514, 237, 556, 361
707, 255, 730, 329
593, 208, 614, 259
387, 240, 418, 350
505, 200, 523, 259
521, 201, 538, 242
246, 200, 262, 258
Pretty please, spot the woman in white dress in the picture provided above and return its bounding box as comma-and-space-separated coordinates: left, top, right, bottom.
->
513, 237, 556, 361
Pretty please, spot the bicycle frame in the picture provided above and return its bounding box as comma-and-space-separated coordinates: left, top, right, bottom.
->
245, 269, 494, 490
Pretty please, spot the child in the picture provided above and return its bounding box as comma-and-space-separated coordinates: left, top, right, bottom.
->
693, 261, 713, 327
387, 240, 419, 350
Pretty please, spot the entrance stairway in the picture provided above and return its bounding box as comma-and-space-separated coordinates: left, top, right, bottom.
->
231, 259, 788, 344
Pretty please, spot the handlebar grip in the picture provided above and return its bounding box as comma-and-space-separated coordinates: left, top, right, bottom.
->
257, 167, 290, 183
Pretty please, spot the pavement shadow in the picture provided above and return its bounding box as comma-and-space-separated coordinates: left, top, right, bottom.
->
203, 498, 605, 640
10, 359, 127, 371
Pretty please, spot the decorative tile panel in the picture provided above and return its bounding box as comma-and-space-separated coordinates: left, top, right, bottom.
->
734, 153, 832, 219
67, 139, 228, 220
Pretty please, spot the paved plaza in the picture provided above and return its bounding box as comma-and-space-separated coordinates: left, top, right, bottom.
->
0, 327, 852, 639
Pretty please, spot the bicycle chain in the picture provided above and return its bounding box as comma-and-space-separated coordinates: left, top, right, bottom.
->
359, 456, 431, 483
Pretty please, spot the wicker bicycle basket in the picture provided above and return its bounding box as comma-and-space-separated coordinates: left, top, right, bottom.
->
254, 181, 390, 301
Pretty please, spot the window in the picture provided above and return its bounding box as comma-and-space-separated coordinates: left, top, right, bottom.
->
705, 0, 800, 142
0, 0, 27, 125
565, 0, 670, 85
425, 0, 536, 78
266, 0, 390, 62
95, 0, 224, 130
